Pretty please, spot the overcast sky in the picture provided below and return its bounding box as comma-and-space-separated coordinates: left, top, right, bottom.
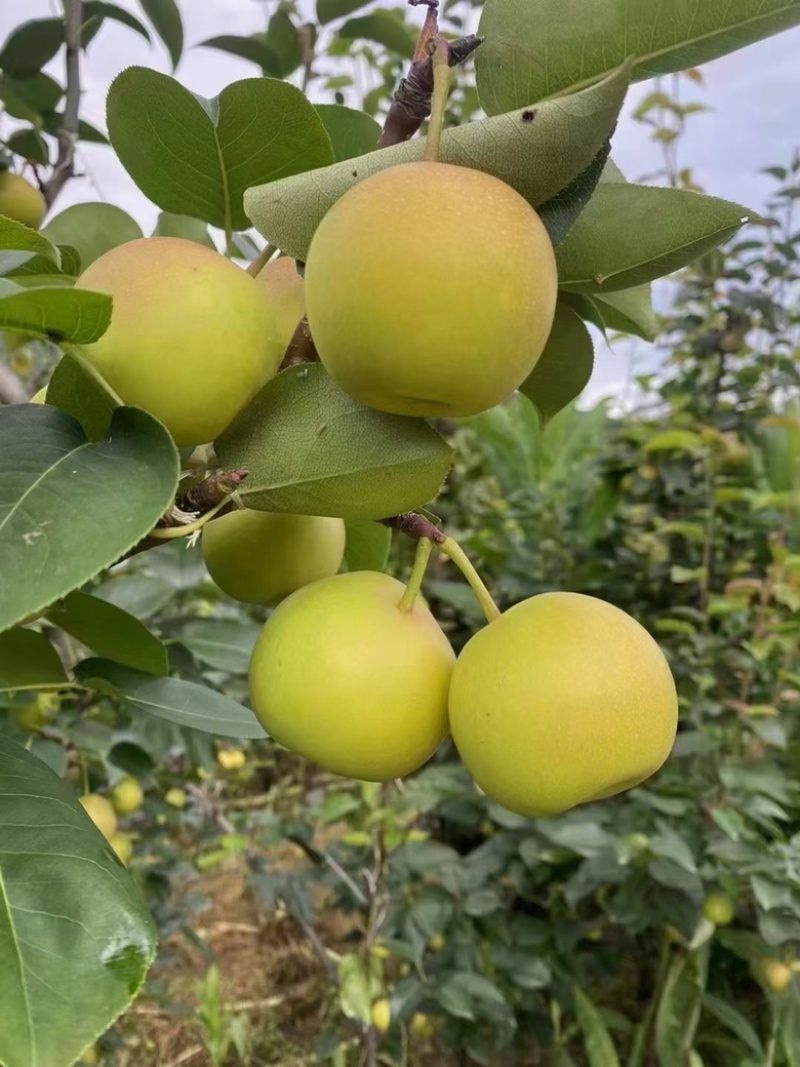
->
1, 1, 799, 400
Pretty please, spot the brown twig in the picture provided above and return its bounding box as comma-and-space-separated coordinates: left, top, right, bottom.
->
177, 468, 249, 514
279, 316, 320, 370
380, 512, 446, 544
409, 0, 440, 62
378, 34, 483, 149
42, 0, 83, 208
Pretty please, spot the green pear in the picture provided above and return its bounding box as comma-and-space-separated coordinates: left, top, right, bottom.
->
249, 571, 454, 780
449, 592, 678, 817
305, 161, 558, 418
75, 237, 277, 446
111, 776, 144, 815
0, 171, 46, 229
203, 508, 345, 605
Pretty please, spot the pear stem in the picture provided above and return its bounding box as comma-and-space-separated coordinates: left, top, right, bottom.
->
423, 39, 453, 163
149, 496, 233, 540
64, 345, 124, 407
440, 537, 501, 623
398, 537, 434, 612
246, 243, 277, 278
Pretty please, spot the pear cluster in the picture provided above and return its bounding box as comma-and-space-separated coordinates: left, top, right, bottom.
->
246, 565, 678, 818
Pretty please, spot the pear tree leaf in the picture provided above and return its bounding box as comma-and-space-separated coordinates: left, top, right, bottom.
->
216, 365, 453, 521
138, 0, 183, 70
0, 216, 60, 276
44, 590, 169, 676
655, 945, 710, 1066
0, 405, 179, 634
556, 185, 751, 292
344, 519, 392, 572
315, 104, 381, 162
74, 658, 267, 738
317, 0, 372, 24
45, 354, 118, 441
338, 11, 416, 56
572, 987, 622, 1067
0, 284, 111, 343
520, 304, 594, 425
43, 203, 143, 270
153, 211, 217, 249
0, 736, 158, 1067
0, 19, 64, 78
0, 628, 68, 692
476, 0, 800, 115
564, 286, 659, 342
245, 65, 630, 261
106, 68, 334, 233
178, 619, 262, 674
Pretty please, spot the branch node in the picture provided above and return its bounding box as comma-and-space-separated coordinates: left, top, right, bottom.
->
380, 513, 447, 544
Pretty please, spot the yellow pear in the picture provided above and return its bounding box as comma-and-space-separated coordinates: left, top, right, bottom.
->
79, 794, 118, 841
0, 171, 46, 229
256, 256, 305, 367
449, 593, 678, 817
249, 571, 454, 781
203, 509, 345, 605
371, 999, 391, 1032
75, 237, 277, 446
110, 833, 134, 865
305, 161, 558, 418
111, 776, 144, 814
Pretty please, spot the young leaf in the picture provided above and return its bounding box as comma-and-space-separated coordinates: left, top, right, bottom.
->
0, 283, 111, 342
519, 304, 594, 426
0, 736, 158, 1067
655, 946, 710, 1067
106, 68, 334, 233
476, 0, 800, 115
215, 365, 453, 520
0, 19, 64, 78
74, 658, 267, 738
44, 590, 169, 676
138, 0, 183, 70
245, 65, 629, 261
572, 987, 621, 1067
43, 202, 143, 270
0, 628, 68, 692
343, 519, 392, 572
557, 185, 751, 292
0, 215, 60, 276
315, 104, 381, 162
0, 405, 179, 634
45, 353, 117, 441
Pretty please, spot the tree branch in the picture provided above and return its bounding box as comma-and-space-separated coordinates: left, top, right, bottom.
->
42, 0, 83, 208
380, 512, 446, 544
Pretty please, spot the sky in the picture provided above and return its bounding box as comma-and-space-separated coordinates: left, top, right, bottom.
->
1, 0, 799, 400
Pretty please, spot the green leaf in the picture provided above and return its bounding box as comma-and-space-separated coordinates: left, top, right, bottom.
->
0, 283, 111, 343
82, 2, 151, 45
198, 34, 280, 72
0, 736, 157, 1067
0, 405, 179, 634
519, 304, 594, 426
702, 994, 764, 1058
0, 628, 68, 692
0, 216, 60, 276
343, 519, 392, 572
216, 365, 453, 520
0, 72, 63, 122
538, 141, 612, 247
644, 430, 705, 453
106, 68, 334, 232
317, 0, 372, 25
44, 590, 168, 676
153, 211, 217, 249
315, 104, 380, 162
43, 202, 143, 270
5, 127, 49, 165
138, 0, 183, 70
45, 353, 117, 441
655, 946, 710, 1067
179, 619, 263, 674
566, 286, 658, 342
476, 0, 800, 115
572, 987, 621, 1067
557, 184, 750, 292
93, 574, 176, 620
262, 9, 303, 78
339, 11, 416, 56
0, 19, 64, 78
74, 658, 267, 738
246, 65, 629, 261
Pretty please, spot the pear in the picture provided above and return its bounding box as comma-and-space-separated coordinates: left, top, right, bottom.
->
449, 592, 678, 817
305, 161, 557, 418
256, 256, 305, 367
0, 171, 46, 229
203, 509, 345, 605
79, 794, 118, 840
249, 571, 454, 780
111, 776, 144, 815
75, 237, 277, 446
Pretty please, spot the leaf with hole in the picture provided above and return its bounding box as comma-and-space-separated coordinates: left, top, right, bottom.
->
216, 365, 453, 520
0, 405, 179, 634
106, 68, 334, 233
